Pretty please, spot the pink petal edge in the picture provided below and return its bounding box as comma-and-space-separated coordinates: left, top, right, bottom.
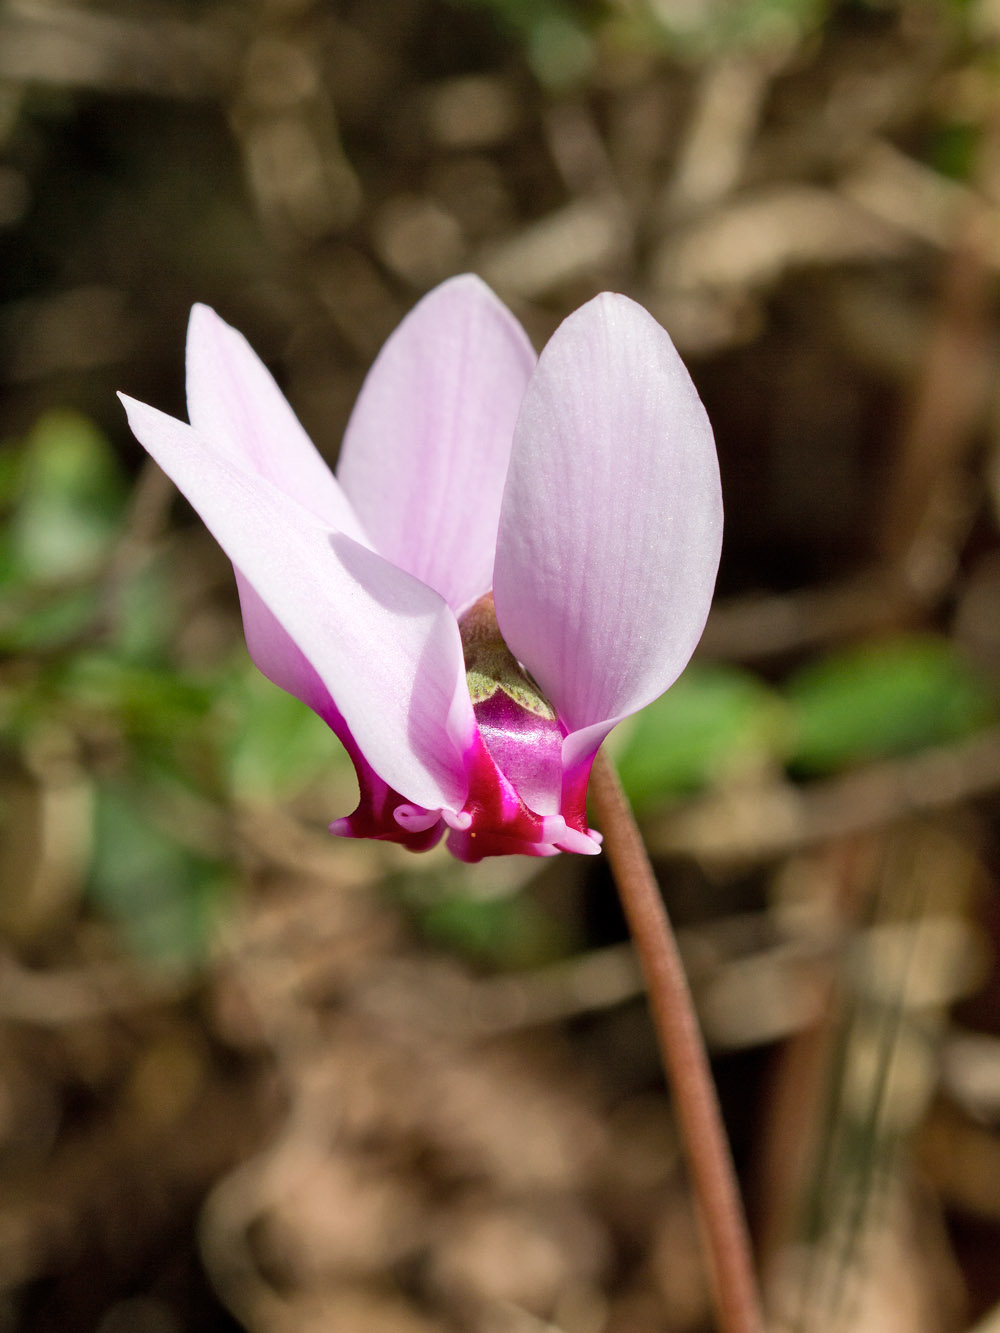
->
337, 274, 536, 612
186, 303, 366, 540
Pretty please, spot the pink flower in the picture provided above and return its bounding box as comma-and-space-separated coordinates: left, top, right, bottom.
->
120, 276, 721, 861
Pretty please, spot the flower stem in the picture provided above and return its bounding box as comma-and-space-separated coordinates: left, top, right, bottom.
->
589, 750, 764, 1333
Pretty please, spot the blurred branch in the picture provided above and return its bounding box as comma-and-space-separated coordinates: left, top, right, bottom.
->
0, 950, 186, 1024
353, 920, 831, 1053
229, 25, 361, 249
0, 1, 239, 97
663, 54, 776, 219
647, 725, 1000, 863
969, 1301, 1000, 1332
877, 114, 1000, 574
700, 567, 930, 663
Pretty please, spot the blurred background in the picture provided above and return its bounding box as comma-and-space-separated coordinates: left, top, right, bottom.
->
2, 0, 1000, 1330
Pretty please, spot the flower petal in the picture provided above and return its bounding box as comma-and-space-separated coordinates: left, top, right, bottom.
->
336, 274, 536, 611
234, 574, 337, 721
185, 303, 366, 540
492, 293, 722, 769
119, 394, 475, 812
233, 578, 443, 848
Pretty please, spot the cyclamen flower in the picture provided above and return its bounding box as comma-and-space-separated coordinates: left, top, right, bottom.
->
120, 276, 721, 861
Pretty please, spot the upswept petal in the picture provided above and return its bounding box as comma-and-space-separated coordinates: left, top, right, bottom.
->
233, 580, 451, 851
493, 293, 722, 769
186, 303, 366, 540
119, 394, 475, 812
336, 274, 536, 612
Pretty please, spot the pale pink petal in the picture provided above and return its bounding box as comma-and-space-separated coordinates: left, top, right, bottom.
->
186, 304, 366, 540
492, 293, 722, 771
120, 394, 475, 812
234, 574, 337, 721
336, 274, 535, 611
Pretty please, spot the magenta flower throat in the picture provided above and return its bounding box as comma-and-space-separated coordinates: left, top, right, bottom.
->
120, 276, 722, 861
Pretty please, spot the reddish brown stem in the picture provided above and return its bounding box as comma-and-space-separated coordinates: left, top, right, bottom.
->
590, 750, 764, 1333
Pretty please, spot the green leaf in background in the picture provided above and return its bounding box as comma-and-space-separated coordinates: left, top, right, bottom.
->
420, 890, 570, 969
452, 0, 595, 87
614, 664, 787, 810
0, 444, 23, 513
0, 411, 129, 653
87, 782, 229, 969
110, 559, 174, 664
0, 585, 102, 654
926, 121, 979, 182
785, 635, 997, 775
57, 651, 214, 735
622, 0, 826, 61
2, 410, 127, 584
384, 857, 575, 969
